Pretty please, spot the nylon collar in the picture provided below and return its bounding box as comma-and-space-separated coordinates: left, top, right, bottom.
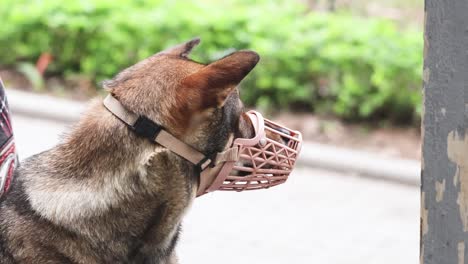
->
103, 94, 212, 171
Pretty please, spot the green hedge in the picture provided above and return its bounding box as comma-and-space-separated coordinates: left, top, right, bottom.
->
0, 0, 423, 123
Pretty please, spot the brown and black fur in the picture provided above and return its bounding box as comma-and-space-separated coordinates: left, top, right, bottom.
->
0, 38, 259, 263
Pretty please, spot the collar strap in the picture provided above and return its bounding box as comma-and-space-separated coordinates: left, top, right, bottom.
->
103, 94, 212, 171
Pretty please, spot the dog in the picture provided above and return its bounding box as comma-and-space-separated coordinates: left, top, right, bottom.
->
0, 38, 259, 263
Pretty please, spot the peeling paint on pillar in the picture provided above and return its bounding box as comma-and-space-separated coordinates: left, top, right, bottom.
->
422, 192, 429, 235
421, 0, 468, 263
435, 179, 446, 202
448, 131, 468, 231
459, 242, 466, 264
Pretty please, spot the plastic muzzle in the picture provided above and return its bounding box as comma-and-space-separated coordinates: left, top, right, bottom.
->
198, 110, 302, 196
102, 94, 302, 198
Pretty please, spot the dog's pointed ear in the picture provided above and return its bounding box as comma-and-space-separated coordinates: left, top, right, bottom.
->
182, 50, 260, 108
161, 38, 201, 58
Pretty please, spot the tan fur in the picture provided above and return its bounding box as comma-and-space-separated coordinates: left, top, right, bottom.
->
0, 38, 259, 263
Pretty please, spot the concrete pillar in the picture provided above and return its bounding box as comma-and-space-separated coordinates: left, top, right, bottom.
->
421, 0, 468, 263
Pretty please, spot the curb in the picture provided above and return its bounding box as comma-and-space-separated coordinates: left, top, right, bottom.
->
5, 89, 420, 186
6, 89, 85, 123
297, 142, 420, 186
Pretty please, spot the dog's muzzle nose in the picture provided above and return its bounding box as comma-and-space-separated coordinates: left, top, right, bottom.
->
198, 110, 302, 196
274, 127, 292, 144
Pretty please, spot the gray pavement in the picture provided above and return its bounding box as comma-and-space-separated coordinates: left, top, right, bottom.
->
10, 114, 419, 263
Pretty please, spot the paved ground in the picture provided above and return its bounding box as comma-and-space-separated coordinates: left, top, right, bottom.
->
10, 114, 419, 263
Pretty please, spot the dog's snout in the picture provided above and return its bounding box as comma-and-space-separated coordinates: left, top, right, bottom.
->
275, 127, 290, 136
265, 127, 290, 146
273, 127, 291, 145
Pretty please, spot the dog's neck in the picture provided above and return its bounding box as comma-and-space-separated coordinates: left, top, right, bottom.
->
21, 100, 196, 260
55, 100, 152, 174
26, 100, 164, 225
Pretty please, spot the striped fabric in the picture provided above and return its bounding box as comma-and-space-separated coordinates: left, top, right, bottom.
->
0, 78, 17, 197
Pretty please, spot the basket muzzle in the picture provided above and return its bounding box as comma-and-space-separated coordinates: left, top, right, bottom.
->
102, 94, 302, 198
197, 110, 302, 196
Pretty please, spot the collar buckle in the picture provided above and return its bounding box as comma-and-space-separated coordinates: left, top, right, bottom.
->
132, 116, 162, 141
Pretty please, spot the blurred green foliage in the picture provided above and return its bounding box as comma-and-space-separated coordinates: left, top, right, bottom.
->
0, 0, 423, 123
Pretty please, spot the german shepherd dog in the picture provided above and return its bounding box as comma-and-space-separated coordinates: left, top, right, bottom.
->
0, 38, 259, 263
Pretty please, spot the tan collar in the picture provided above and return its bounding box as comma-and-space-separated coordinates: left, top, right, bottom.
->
103, 94, 240, 196
103, 94, 212, 171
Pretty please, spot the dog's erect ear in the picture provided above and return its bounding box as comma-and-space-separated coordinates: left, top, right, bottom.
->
160, 38, 201, 58
181, 50, 260, 108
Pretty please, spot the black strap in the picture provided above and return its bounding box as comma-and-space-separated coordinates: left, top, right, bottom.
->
131, 116, 162, 140
194, 156, 210, 173
131, 115, 213, 171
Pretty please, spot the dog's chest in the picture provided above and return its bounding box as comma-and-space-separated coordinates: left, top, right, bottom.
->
104, 161, 196, 262
80, 188, 192, 263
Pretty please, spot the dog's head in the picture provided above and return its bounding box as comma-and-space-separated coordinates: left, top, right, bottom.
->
103, 38, 259, 155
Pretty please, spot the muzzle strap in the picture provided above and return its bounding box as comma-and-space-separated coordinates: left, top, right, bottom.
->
103, 94, 212, 171
214, 147, 239, 165
103, 94, 138, 125
155, 130, 207, 166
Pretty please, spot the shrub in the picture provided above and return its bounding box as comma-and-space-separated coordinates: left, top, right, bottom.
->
0, 0, 423, 123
